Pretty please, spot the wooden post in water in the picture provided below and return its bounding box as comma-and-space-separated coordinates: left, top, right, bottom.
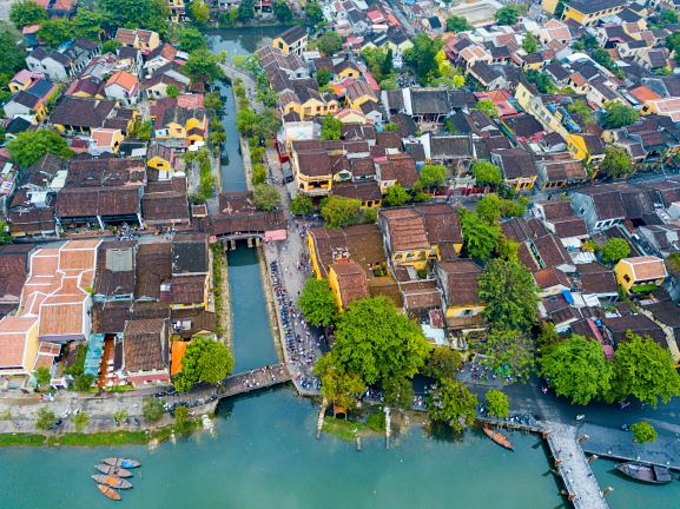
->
316, 398, 328, 440
356, 436, 362, 451
384, 406, 391, 450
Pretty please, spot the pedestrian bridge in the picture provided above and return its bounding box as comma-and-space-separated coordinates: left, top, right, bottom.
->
220, 363, 291, 398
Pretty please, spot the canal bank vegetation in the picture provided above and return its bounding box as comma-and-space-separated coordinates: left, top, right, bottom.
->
212, 242, 231, 344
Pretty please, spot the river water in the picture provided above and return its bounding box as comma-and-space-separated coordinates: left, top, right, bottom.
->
0, 28, 675, 509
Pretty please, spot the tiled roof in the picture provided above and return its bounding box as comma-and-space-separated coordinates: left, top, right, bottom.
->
620, 256, 667, 281
332, 260, 369, 306
123, 318, 168, 372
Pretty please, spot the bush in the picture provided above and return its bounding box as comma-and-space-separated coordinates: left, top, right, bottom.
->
36, 407, 56, 431
631, 421, 657, 444
73, 373, 95, 392
143, 397, 164, 424
366, 412, 386, 431
251, 163, 267, 185
73, 412, 89, 433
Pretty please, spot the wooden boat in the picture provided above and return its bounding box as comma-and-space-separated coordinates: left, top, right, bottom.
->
95, 464, 133, 478
102, 457, 141, 469
615, 462, 673, 484
482, 424, 514, 451
91, 474, 133, 490
98, 484, 122, 501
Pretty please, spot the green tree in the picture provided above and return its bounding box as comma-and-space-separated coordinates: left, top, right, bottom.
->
98, 0, 169, 35
600, 238, 631, 264
314, 352, 366, 411
522, 32, 538, 54
251, 163, 267, 185
318, 32, 342, 55
599, 146, 633, 179
495, 4, 520, 25
70, 8, 105, 39
383, 184, 410, 207
143, 397, 164, 423
602, 102, 639, 129
174, 406, 190, 428
0, 221, 11, 245
381, 48, 394, 78
34, 367, 51, 388
173, 338, 234, 392
298, 278, 338, 327
418, 164, 447, 190
446, 15, 472, 32
471, 161, 502, 187
495, 235, 519, 263
304, 1, 324, 28
481, 327, 535, 382
114, 410, 128, 425
332, 296, 431, 385
253, 183, 280, 211
190, 0, 211, 24
101, 40, 121, 54
316, 66, 331, 87
290, 194, 314, 216
476, 194, 502, 223
567, 99, 595, 126
73, 373, 95, 392
631, 421, 657, 444
166, 84, 180, 98
273, 0, 293, 23
204, 91, 224, 113
667, 30, 680, 56
609, 332, 680, 407
660, 9, 678, 24
485, 389, 509, 418
383, 376, 415, 410
539, 335, 612, 405
427, 378, 478, 434
237, 0, 254, 21
184, 49, 226, 83
36, 407, 56, 431
526, 70, 555, 94
461, 210, 501, 260
0, 24, 27, 81
37, 19, 73, 47
473, 98, 499, 118
178, 26, 208, 52
320, 115, 342, 140
10, 0, 47, 28
422, 347, 462, 380
362, 207, 377, 224
73, 412, 89, 433
478, 258, 539, 330
321, 195, 361, 229
403, 34, 443, 83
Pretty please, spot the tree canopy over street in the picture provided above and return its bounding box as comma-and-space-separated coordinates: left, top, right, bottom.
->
332, 297, 431, 386
480, 327, 535, 383
471, 161, 502, 187
539, 335, 612, 405
314, 352, 366, 411
298, 278, 338, 327
427, 378, 478, 433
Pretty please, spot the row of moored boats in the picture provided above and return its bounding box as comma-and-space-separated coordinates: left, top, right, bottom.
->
92, 457, 141, 501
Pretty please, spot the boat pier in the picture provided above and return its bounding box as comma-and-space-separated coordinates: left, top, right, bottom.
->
544, 422, 610, 509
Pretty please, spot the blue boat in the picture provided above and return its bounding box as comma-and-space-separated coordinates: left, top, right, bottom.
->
103, 457, 141, 469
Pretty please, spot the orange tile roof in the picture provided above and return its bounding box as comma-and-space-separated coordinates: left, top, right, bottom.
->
622, 256, 667, 281
630, 85, 660, 103
0, 316, 37, 368
106, 71, 140, 92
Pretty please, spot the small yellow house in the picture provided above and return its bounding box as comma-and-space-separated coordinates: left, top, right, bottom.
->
0, 316, 40, 377
271, 26, 308, 56
435, 260, 485, 322
147, 143, 176, 172
567, 133, 606, 167
615, 256, 667, 293
291, 149, 333, 196
346, 80, 378, 112
154, 106, 207, 146
91, 128, 124, 154
335, 61, 361, 81
328, 260, 369, 311
562, 0, 625, 27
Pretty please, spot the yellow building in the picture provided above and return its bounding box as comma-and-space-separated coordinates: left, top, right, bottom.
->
271, 26, 308, 56
615, 256, 667, 293
280, 91, 339, 121
567, 133, 606, 168
147, 144, 176, 173
435, 260, 485, 324
346, 80, 378, 112
328, 260, 369, 311
562, 0, 625, 26
0, 316, 40, 377
542, 0, 559, 15
335, 62, 361, 81
154, 106, 207, 147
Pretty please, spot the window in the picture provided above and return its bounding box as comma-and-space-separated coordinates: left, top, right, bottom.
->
623, 274, 631, 283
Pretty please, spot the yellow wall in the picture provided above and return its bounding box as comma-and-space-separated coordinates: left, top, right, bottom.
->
505, 176, 537, 192
337, 68, 360, 80
9, 82, 29, 94
307, 233, 323, 279
445, 304, 484, 320
272, 37, 291, 55
348, 95, 377, 112
542, 0, 559, 14
567, 134, 605, 167
23, 321, 39, 375
328, 268, 344, 310
563, 4, 623, 26
148, 156, 171, 170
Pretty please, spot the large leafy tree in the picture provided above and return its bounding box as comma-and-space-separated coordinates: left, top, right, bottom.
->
476, 194, 502, 224
98, 0, 170, 35
602, 102, 639, 129
522, 32, 538, 54
478, 259, 539, 331
539, 335, 612, 405
631, 421, 657, 444
473, 99, 499, 118
178, 26, 208, 52
318, 32, 342, 56
485, 389, 509, 418
10, 0, 47, 29
403, 34, 443, 83
427, 378, 478, 434
445, 15, 471, 33
37, 19, 73, 47
237, 0, 255, 21
173, 338, 234, 392
418, 164, 447, 190
460, 210, 501, 261
0, 24, 27, 82
184, 49, 226, 83
314, 352, 366, 410
599, 146, 633, 179
471, 161, 502, 187
321, 195, 361, 229
190, 0, 211, 24
290, 194, 314, 216
481, 327, 535, 382
253, 183, 280, 211
383, 184, 410, 207
600, 238, 631, 264
7, 130, 73, 168
383, 376, 415, 410
298, 278, 338, 327
320, 115, 342, 140
332, 296, 431, 385
304, 1, 324, 28
422, 347, 462, 380
495, 4, 520, 25
608, 332, 680, 407
273, 0, 293, 23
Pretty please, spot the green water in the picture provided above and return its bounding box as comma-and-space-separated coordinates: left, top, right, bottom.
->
0, 388, 568, 509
